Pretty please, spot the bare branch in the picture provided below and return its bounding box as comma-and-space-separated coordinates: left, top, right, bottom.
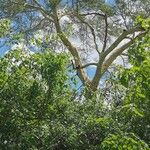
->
32, 0, 42, 8
101, 31, 148, 73
52, 8, 90, 85
102, 14, 108, 52
23, 18, 48, 33
103, 26, 145, 58
121, 53, 128, 56
80, 12, 105, 18
76, 15, 100, 55
119, 55, 127, 67
90, 29, 148, 91
24, 3, 54, 22
80, 63, 98, 69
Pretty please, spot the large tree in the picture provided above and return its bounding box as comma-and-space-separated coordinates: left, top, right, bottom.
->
0, 0, 150, 92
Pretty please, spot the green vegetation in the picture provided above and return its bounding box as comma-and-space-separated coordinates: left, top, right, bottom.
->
0, 35, 150, 149
0, 0, 150, 149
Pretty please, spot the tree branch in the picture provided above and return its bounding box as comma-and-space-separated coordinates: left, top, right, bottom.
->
103, 26, 145, 58
23, 18, 48, 33
52, 8, 90, 85
102, 14, 108, 52
80, 63, 98, 69
24, 3, 54, 22
80, 12, 105, 18
76, 15, 100, 55
121, 53, 128, 56
101, 31, 148, 73
90, 29, 148, 91
32, 0, 42, 8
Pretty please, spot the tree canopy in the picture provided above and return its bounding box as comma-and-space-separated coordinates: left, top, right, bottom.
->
0, 0, 150, 149
0, 34, 150, 150
0, 0, 149, 92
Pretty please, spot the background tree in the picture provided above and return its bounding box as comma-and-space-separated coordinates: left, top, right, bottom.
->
0, 1, 150, 149
0, 47, 149, 149
0, 0, 150, 92
0, 49, 70, 149
117, 34, 150, 145
0, 43, 150, 149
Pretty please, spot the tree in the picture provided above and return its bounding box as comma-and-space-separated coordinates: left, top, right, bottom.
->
101, 132, 149, 150
117, 34, 150, 145
0, 49, 71, 149
0, 48, 149, 149
0, 2, 150, 148
0, 48, 116, 149
0, 0, 150, 93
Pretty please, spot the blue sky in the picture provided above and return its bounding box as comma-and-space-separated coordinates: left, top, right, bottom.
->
105, 0, 116, 5
0, 39, 10, 56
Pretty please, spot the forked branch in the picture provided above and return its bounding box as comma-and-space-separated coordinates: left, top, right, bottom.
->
52, 8, 90, 85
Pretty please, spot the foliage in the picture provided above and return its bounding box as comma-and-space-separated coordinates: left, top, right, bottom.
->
0, 49, 110, 149
0, 19, 10, 38
0, 49, 70, 149
0, 0, 149, 91
101, 132, 149, 150
0, 47, 150, 149
117, 34, 150, 146
0, 1, 150, 149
